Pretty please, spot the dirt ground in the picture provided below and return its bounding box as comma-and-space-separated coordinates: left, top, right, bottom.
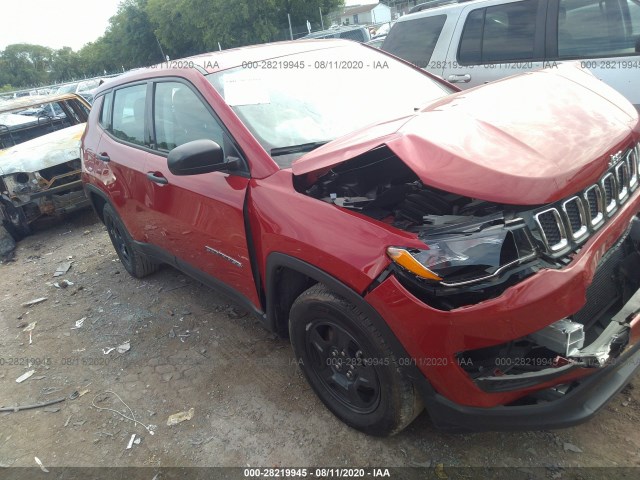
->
1, 210, 640, 476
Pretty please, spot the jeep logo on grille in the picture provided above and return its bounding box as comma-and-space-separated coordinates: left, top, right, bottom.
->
609, 151, 623, 168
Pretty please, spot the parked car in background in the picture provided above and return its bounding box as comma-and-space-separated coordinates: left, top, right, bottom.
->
0, 94, 91, 239
302, 25, 371, 42
383, 0, 640, 109
83, 39, 640, 436
76, 78, 105, 104
366, 35, 386, 48
55, 82, 80, 95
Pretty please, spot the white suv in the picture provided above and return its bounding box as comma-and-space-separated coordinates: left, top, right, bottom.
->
382, 0, 640, 109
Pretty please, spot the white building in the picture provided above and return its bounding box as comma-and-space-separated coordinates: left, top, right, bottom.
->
340, 3, 392, 25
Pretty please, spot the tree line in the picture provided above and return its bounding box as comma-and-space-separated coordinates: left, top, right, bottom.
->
0, 0, 344, 91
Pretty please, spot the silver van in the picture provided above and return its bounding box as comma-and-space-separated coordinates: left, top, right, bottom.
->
382, 0, 640, 109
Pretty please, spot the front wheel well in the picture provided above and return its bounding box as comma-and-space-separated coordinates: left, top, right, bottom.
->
270, 266, 317, 337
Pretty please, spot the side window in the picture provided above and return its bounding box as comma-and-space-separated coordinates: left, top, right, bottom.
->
558, 0, 640, 58
459, 0, 539, 64
99, 92, 112, 130
382, 15, 447, 67
153, 82, 224, 152
112, 84, 147, 146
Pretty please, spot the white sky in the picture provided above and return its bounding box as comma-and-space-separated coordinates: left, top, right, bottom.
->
0, 0, 123, 51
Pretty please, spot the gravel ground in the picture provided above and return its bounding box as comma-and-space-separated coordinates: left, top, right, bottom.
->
1, 210, 640, 478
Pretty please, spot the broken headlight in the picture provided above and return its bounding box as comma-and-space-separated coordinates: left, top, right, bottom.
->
387, 222, 537, 286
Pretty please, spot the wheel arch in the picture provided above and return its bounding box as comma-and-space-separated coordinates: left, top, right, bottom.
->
264, 253, 430, 389
83, 184, 109, 222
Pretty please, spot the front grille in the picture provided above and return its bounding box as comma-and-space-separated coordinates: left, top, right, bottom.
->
562, 196, 587, 240
585, 186, 600, 221
534, 144, 639, 258
602, 173, 616, 211
537, 210, 563, 246
565, 202, 580, 230
616, 162, 629, 201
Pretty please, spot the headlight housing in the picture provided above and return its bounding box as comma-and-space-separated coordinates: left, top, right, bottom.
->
387, 221, 537, 287
2, 172, 40, 198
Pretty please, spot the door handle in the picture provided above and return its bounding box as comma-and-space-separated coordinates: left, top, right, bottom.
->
96, 152, 110, 162
146, 172, 168, 185
447, 74, 471, 83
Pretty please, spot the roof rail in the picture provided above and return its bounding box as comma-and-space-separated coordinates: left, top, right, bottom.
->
409, 0, 475, 14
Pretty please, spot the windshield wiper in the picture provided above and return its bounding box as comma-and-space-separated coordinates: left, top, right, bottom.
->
270, 141, 329, 157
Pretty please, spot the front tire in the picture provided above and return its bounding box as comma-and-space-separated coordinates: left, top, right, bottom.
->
103, 204, 159, 278
1, 202, 31, 241
289, 284, 423, 436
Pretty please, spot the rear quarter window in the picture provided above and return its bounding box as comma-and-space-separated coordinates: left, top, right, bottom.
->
99, 91, 113, 130
558, 0, 640, 58
382, 15, 447, 67
458, 0, 540, 64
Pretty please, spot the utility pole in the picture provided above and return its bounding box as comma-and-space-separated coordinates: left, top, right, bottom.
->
288, 13, 294, 40
154, 34, 166, 62
319, 7, 324, 30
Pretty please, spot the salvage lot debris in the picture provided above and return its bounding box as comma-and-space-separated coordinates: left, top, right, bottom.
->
70, 317, 86, 329
21, 297, 47, 307
34, 456, 49, 473
91, 391, 155, 435
15, 370, 35, 383
0, 397, 65, 413
53, 261, 72, 277
166, 407, 194, 426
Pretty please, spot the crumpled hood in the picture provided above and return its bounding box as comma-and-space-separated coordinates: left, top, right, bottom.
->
0, 123, 85, 176
293, 64, 639, 205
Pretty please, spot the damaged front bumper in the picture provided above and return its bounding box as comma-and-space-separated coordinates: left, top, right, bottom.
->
364, 198, 640, 431
424, 311, 640, 432
1, 163, 90, 227
22, 179, 91, 216
470, 286, 640, 395
367, 262, 640, 432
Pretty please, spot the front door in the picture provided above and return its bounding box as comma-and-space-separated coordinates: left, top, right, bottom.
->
142, 79, 260, 307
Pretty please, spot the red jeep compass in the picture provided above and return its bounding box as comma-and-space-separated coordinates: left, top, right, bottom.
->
81, 39, 640, 436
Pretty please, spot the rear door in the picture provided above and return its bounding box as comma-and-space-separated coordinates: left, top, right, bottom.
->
442, 0, 548, 87
547, 0, 640, 109
95, 83, 155, 241
143, 78, 260, 307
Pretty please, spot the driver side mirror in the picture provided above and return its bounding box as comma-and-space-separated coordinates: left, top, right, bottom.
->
167, 139, 239, 175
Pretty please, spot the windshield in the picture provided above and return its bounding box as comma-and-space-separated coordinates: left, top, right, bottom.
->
207, 43, 452, 168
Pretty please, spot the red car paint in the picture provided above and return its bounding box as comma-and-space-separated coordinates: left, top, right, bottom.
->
82, 39, 640, 430
294, 64, 639, 205
366, 189, 640, 407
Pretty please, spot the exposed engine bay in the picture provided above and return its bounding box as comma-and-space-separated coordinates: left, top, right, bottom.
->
298, 146, 540, 308
301, 146, 507, 231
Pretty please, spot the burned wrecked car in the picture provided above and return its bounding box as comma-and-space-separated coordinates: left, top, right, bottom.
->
82, 40, 640, 436
0, 94, 91, 238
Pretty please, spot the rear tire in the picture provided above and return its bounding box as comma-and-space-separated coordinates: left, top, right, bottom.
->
289, 284, 423, 436
102, 204, 159, 278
